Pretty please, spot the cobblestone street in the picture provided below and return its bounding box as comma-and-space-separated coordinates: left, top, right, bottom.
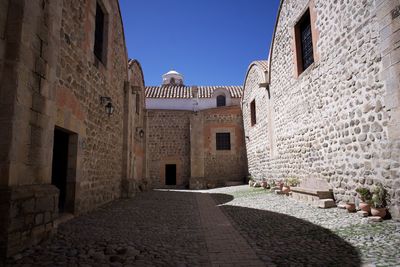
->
7, 186, 400, 267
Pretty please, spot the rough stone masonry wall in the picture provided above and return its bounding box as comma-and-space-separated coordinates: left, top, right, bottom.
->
0, 0, 7, 84
0, 0, 63, 258
146, 110, 191, 187
243, 64, 271, 181
202, 106, 248, 184
122, 61, 148, 197
267, 0, 400, 216
56, 0, 128, 213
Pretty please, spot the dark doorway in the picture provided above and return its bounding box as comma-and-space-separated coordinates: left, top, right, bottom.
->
165, 164, 177, 185
51, 129, 70, 213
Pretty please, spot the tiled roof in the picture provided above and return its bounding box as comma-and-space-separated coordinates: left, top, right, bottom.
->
145, 86, 243, 99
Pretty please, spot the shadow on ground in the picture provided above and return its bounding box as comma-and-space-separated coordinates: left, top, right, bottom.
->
5, 190, 361, 266
211, 192, 361, 266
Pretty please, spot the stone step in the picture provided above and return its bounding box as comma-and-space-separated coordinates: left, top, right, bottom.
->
357, 211, 369, 217
318, 199, 336, 209
368, 216, 383, 222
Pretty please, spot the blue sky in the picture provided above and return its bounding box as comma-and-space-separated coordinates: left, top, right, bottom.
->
119, 0, 280, 86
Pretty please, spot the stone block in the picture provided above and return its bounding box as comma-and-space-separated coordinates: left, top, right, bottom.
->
35, 196, 54, 212
357, 211, 369, 217
21, 199, 35, 213
318, 199, 336, 209
35, 213, 43, 225
368, 216, 383, 222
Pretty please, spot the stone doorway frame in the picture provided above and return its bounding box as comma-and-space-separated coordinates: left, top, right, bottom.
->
52, 126, 79, 214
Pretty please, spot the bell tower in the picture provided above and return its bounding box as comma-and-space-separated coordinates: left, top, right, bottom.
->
162, 70, 184, 86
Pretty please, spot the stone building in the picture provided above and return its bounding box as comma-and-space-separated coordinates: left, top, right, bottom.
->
0, 0, 147, 258
242, 60, 273, 180
243, 0, 400, 217
123, 59, 148, 197
146, 71, 247, 189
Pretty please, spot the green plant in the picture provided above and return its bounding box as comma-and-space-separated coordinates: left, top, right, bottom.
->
355, 187, 372, 202
285, 177, 300, 187
371, 184, 390, 208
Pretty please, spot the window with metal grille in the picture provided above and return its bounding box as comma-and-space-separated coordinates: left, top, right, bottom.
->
94, 3, 105, 62
216, 95, 226, 107
250, 100, 256, 126
295, 9, 314, 74
216, 133, 231, 150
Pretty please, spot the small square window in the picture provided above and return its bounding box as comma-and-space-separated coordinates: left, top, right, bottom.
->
216, 133, 231, 150
250, 100, 256, 126
294, 9, 314, 74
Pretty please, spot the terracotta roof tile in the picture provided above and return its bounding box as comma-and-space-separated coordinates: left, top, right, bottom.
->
145, 86, 243, 99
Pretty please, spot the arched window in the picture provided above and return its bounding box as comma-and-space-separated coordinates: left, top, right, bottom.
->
170, 77, 176, 85
216, 95, 226, 107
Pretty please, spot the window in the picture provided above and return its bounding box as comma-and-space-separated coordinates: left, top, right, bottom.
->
216, 133, 231, 150
250, 100, 256, 126
94, 2, 106, 62
216, 95, 226, 107
295, 9, 314, 74
135, 93, 140, 114
170, 77, 176, 85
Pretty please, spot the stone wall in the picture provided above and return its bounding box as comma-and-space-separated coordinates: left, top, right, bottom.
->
146, 110, 192, 187
56, 0, 128, 213
0, 185, 59, 257
0, 0, 63, 259
201, 106, 247, 186
242, 61, 271, 181
122, 60, 148, 197
0, 0, 144, 259
261, 0, 400, 217
146, 106, 247, 189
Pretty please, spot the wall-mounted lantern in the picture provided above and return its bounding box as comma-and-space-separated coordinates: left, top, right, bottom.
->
136, 127, 145, 138
100, 96, 114, 116
139, 129, 145, 138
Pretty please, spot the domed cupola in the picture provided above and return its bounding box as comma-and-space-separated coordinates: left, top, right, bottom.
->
162, 70, 184, 86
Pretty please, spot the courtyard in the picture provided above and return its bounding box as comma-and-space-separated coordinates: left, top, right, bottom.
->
6, 185, 400, 267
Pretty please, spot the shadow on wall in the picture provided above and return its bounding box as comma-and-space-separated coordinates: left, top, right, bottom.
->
211, 193, 361, 266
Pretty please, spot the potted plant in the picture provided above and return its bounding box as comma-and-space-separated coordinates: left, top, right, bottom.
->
281, 180, 290, 194
260, 179, 268, 189
344, 197, 356, 213
287, 177, 300, 187
276, 179, 284, 191
371, 184, 390, 218
355, 187, 372, 213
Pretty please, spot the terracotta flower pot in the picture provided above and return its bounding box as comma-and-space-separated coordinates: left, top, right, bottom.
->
345, 203, 356, 213
371, 207, 386, 218
282, 185, 290, 194
359, 202, 371, 214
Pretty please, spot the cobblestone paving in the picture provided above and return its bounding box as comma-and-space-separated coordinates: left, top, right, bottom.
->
7, 191, 210, 267
6, 186, 400, 266
209, 185, 400, 267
